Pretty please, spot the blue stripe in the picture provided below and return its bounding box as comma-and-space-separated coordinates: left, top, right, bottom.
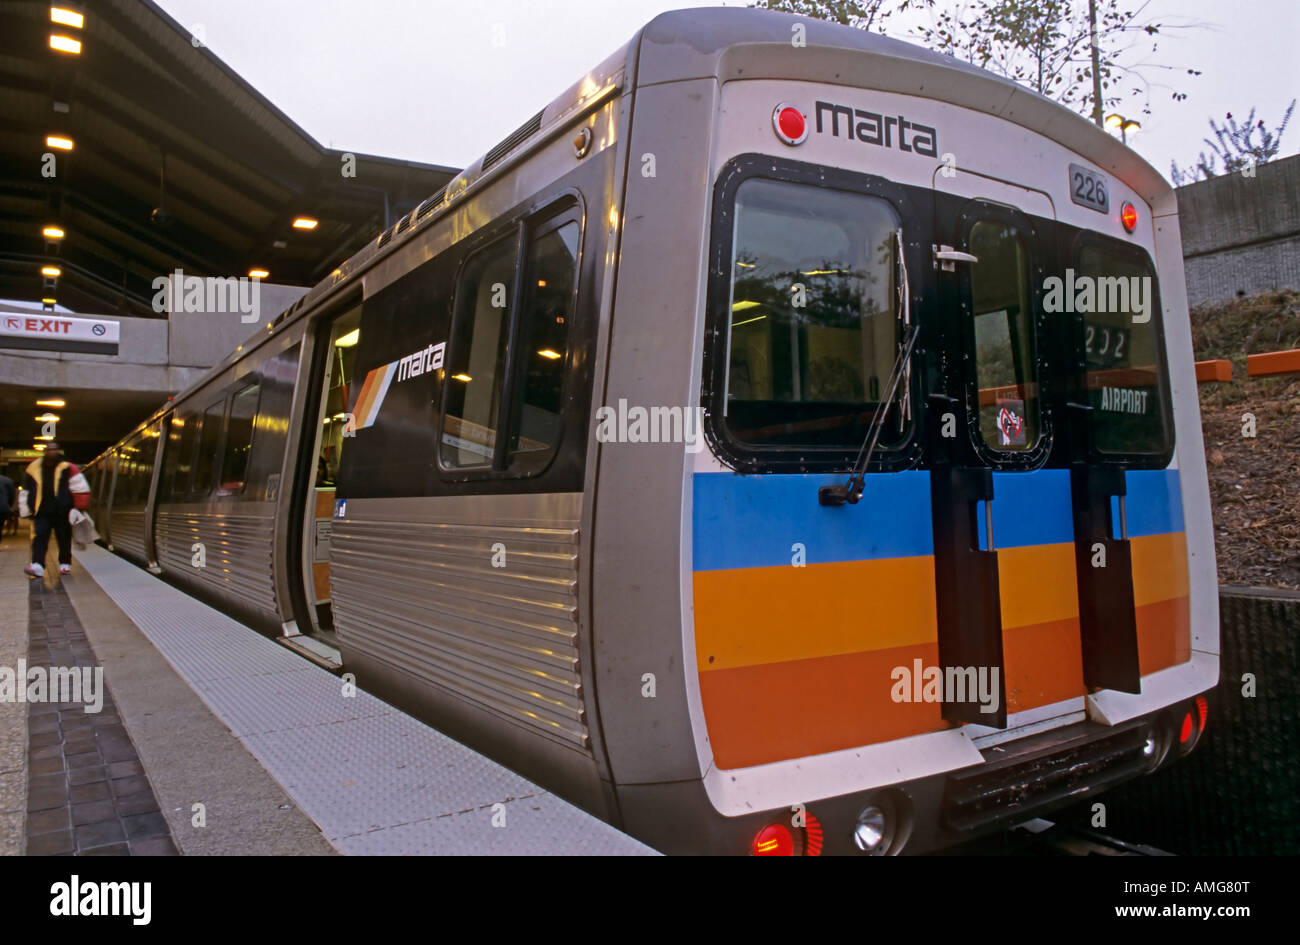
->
987, 469, 1076, 548
693, 471, 934, 571
1124, 468, 1185, 536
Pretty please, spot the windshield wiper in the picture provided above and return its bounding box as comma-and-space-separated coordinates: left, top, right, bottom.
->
819, 228, 915, 507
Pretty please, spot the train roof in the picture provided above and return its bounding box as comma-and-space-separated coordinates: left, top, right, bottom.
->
89, 6, 1178, 463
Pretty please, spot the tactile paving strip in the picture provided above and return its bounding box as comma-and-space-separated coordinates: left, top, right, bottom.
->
74, 546, 656, 855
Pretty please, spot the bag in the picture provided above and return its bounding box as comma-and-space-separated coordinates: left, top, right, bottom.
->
69, 509, 98, 548
17, 488, 31, 519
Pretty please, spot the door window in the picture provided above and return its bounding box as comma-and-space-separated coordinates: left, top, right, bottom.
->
968, 220, 1040, 452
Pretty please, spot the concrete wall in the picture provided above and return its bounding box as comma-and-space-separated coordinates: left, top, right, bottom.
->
1177, 153, 1300, 306
167, 281, 308, 367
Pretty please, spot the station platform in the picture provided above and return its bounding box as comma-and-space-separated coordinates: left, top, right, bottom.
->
0, 541, 656, 856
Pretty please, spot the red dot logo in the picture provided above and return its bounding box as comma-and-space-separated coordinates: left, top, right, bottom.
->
772, 104, 808, 145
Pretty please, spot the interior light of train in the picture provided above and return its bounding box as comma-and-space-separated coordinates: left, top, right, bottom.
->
772, 103, 808, 145
248, 268, 270, 279
537, 349, 562, 360
41, 298, 57, 305
46, 136, 73, 151
36, 398, 66, 407
334, 329, 360, 347
751, 823, 794, 856
452, 373, 472, 382
293, 217, 319, 230
36, 414, 60, 422
50, 7, 84, 28
43, 226, 65, 239
732, 300, 760, 312
1121, 202, 1138, 232
41, 265, 62, 277
49, 34, 82, 54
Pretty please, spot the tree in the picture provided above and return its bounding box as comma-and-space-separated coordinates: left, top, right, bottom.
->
1170, 101, 1297, 185
750, 0, 1203, 127
751, 0, 930, 32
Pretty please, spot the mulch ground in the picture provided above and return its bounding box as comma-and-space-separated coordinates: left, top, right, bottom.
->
1192, 290, 1300, 590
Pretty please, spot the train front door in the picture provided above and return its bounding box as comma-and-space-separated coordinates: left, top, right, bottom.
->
927, 170, 1092, 732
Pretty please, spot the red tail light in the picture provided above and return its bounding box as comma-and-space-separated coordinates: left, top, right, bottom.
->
1120, 201, 1139, 232
1196, 694, 1208, 733
1179, 711, 1195, 744
752, 823, 794, 856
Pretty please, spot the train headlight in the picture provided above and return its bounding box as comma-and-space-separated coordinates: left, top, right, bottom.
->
853, 805, 888, 853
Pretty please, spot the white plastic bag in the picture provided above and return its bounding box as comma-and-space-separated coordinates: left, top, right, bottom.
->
69, 509, 97, 548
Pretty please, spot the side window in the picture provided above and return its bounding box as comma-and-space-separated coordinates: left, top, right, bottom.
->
171, 412, 198, 498
969, 219, 1039, 452
508, 219, 579, 473
1076, 242, 1170, 455
439, 207, 582, 475
220, 383, 260, 494
193, 399, 226, 496
441, 236, 517, 469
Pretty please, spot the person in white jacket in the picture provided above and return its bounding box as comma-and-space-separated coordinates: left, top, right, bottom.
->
19, 443, 90, 578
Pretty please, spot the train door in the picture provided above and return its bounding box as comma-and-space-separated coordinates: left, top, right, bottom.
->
293, 303, 363, 642
929, 171, 1089, 731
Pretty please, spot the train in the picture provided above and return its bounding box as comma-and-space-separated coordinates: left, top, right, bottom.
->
81, 7, 1218, 855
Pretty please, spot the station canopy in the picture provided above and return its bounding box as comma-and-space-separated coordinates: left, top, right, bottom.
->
1, 0, 458, 316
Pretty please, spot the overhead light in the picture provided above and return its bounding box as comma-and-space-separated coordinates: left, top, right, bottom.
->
331, 413, 346, 421
41, 298, 57, 305
49, 34, 81, 54
334, 328, 360, 347
50, 7, 84, 29
43, 226, 65, 239
452, 373, 472, 382
292, 217, 318, 230
537, 279, 548, 287
36, 413, 61, 423
33, 444, 47, 451
41, 265, 62, 277
35, 435, 55, 442
36, 398, 66, 408
732, 300, 761, 312
248, 268, 269, 279
536, 349, 562, 360
46, 135, 73, 151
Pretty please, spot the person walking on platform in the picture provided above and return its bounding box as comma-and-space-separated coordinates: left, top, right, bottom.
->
0, 471, 14, 547
19, 443, 90, 578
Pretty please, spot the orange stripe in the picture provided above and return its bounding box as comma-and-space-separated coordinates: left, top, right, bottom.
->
1137, 594, 1192, 676
1195, 359, 1232, 383
997, 542, 1079, 628
698, 642, 949, 770
1247, 348, 1300, 377
693, 556, 937, 672
1130, 532, 1190, 606
1002, 616, 1085, 712
352, 369, 380, 424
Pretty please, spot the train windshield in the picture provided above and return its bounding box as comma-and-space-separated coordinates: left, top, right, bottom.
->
721, 178, 904, 449
1076, 242, 1171, 455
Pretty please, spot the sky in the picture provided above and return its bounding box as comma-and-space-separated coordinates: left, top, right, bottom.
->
150, 0, 1297, 180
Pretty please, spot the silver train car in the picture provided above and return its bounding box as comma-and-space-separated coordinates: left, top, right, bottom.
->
83, 8, 1217, 855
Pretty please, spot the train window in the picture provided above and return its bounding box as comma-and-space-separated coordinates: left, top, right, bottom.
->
441, 234, 516, 468
721, 178, 901, 449
507, 219, 579, 474
219, 383, 260, 494
1076, 243, 1170, 455
319, 313, 361, 487
193, 399, 226, 496
159, 413, 190, 499
969, 220, 1040, 451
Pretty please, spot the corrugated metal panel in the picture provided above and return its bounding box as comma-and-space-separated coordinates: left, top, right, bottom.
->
330, 516, 590, 755
155, 507, 278, 616
108, 506, 149, 560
